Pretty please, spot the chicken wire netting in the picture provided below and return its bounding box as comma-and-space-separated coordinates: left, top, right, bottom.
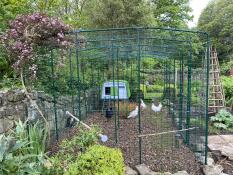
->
23, 27, 210, 172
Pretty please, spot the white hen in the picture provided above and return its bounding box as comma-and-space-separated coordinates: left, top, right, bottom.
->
151, 103, 162, 112
140, 99, 146, 110
127, 106, 139, 118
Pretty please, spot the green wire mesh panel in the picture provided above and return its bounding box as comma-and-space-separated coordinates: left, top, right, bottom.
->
23, 27, 210, 173
65, 28, 210, 173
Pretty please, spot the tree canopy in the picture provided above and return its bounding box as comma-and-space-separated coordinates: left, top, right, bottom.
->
82, 0, 155, 28
151, 0, 192, 27
0, 0, 32, 32
198, 0, 233, 62
0, 0, 193, 78
0, 0, 193, 30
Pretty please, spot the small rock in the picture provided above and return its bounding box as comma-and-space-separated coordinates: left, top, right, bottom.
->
15, 104, 25, 111
203, 165, 223, 175
7, 115, 15, 120
0, 110, 5, 119
196, 155, 215, 165
29, 91, 38, 100
173, 171, 189, 175
6, 106, 18, 116
207, 157, 215, 165
27, 108, 38, 121
135, 164, 156, 175
0, 119, 14, 134
7, 90, 25, 102
221, 146, 233, 161
0, 95, 3, 107
154, 172, 172, 175
125, 166, 138, 175
195, 152, 202, 158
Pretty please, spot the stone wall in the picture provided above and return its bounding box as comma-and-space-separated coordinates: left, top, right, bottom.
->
0, 89, 81, 135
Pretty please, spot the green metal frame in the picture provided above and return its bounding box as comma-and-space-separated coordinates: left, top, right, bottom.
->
70, 27, 210, 165
27, 27, 210, 167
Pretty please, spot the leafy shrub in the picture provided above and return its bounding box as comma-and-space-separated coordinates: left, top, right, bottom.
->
14, 120, 47, 155
210, 109, 233, 130
71, 126, 99, 150
0, 46, 10, 78
0, 134, 35, 174
50, 127, 100, 173
191, 95, 201, 105
222, 76, 233, 106
176, 80, 202, 105
177, 80, 202, 96
0, 75, 21, 90
191, 80, 202, 94
221, 60, 233, 76
65, 145, 125, 175
0, 121, 50, 175
142, 57, 163, 70
227, 97, 233, 108
146, 84, 164, 93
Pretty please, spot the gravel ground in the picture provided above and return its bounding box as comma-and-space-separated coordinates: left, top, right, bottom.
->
83, 107, 203, 174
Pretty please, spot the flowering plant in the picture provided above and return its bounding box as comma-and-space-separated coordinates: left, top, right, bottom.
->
1, 13, 70, 76
1, 13, 71, 139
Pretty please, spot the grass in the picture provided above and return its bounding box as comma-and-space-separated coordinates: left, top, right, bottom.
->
144, 92, 163, 100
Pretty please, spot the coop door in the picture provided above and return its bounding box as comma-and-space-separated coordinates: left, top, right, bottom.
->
105, 87, 111, 95
119, 86, 127, 99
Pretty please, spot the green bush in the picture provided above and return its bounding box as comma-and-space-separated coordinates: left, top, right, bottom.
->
191, 95, 201, 105
0, 75, 21, 90
222, 76, 233, 106
14, 120, 47, 155
191, 80, 202, 94
221, 60, 233, 76
65, 145, 125, 175
146, 84, 164, 92
142, 57, 163, 70
177, 80, 202, 95
210, 109, 233, 131
0, 121, 50, 175
63, 126, 99, 151
50, 127, 100, 174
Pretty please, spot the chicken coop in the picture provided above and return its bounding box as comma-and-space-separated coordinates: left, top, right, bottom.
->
31, 27, 210, 173
101, 80, 131, 100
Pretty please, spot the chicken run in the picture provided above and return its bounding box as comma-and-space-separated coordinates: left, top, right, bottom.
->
36, 27, 211, 173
